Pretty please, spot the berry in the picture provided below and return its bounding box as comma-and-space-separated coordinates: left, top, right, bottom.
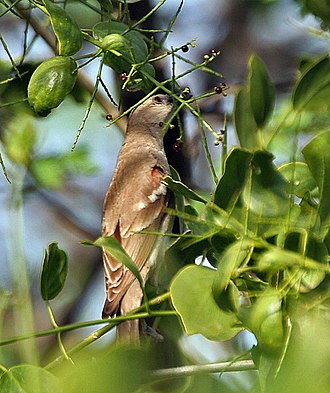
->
214, 86, 222, 94
106, 114, 113, 121
120, 72, 127, 80
159, 122, 164, 127
173, 140, 183, 152
181, 45, 189, 53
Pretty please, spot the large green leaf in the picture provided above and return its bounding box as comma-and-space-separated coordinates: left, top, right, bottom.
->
38, 0, 82, 56
302, 130, 330, 239
242, 151, 289, 217
93, 21, 154, 91
62, 346, 149, 393
278, 161, 317, 198
239, 288, 284, 352
233, 88, 259, 149
170, 265, 242, 341
0, 365, 61, 393
212, 239, 253, 295
213, 147, 253, 210
40, 242, 68, 301
163, 176, 207, 204
292, 54, 330, 112
248, 54, 275, 128
29, 148, 97, 190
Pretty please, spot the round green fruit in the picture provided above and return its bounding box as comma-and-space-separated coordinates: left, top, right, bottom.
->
28, 56, 77, 116
100, 34, 128, 52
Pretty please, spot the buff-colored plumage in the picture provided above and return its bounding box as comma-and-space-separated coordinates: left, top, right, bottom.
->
102, 95, 173, 343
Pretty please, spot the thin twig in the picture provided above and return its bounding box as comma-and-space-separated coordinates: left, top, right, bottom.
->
150, 360, 257, 380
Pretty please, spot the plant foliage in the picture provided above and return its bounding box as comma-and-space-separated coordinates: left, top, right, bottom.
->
0, 1, 329, 392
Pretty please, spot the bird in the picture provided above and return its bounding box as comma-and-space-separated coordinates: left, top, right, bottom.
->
101, 94, 174, 344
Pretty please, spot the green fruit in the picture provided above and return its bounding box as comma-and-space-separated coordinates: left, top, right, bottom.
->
100, 34, 128, 52
28, 56, 77, 116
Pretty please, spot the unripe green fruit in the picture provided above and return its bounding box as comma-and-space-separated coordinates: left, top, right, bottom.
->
100, 34, 128, 52
28, 56, 77, 116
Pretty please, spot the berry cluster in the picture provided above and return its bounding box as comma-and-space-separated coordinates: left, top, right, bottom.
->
173, 139, 183, 152
214, 129, 225, 146
214, 82, 227, 96
204, 48, 221, 61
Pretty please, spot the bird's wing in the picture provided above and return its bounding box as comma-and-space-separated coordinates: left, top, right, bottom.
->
102, 163, 169, 317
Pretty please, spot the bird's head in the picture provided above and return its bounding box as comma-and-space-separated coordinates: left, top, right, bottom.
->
128, 95, 174, 133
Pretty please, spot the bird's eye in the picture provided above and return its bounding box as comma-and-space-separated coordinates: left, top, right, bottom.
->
153, 96, 163, 104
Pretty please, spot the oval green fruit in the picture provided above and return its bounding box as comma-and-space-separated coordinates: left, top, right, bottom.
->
100, 33, 128, 52
28, 56, 77, 116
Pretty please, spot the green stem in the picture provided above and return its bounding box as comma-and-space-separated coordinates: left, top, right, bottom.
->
197, 106, 218, 184
150, 359, 256, 380
6, 166, 38, 364
0, 293, 173, 346
44, 310, 176, 370
46, 302, 73, 364
0, 150, 10, 183
71, 53, 105, 150
123, 0, 167, 34
0, 363, 8, 373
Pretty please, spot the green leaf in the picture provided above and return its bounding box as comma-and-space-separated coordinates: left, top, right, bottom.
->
3, 118, 36, 166
278, 161, 317, 198
302, 130, 330, 239
41, 0, 82, 56
96, 0, 113, 12
29, 148, 97, 190
63, 346, 149, 393
212, 239, 253, 297
169, 166, 185, 233
239, 288, 284, 352
170, 265, 242, 341
242, 151, 289, 217
233, 87, 259, 149
292, 54, 330, 112
0, 365, 61, 393
163, 176, 207, 203
213, 147, 253, 210
93, 21, 154, 91
248, 54, 275, 128
83, 236, 144, 290
40, 242, 68, 301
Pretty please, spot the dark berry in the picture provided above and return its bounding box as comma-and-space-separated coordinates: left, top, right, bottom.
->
120, 72, 127, 80
210, 49, 217, 55
219, 82, 226, 88
159, 122, 164, 127
106, 114, 113, 121
181, 45, 189, 53
214, 86, 222, 94
173, 140, 183, 152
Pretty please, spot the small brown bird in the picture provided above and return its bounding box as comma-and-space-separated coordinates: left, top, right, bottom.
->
102, 94, 173, 343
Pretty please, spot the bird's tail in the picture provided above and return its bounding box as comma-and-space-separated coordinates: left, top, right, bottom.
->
116, 319, 140, 344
